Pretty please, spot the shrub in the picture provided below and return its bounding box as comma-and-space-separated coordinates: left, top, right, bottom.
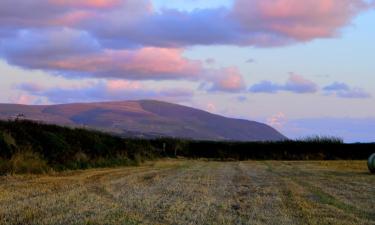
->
133, 153, 143, 166
0, 158, 10, 175
37, 131, 70, 163
74, 151, 90, 168
0, 131, 16, 158
0, 119, 374, 175
9, 149, 50, 174
299, 135, 344, 144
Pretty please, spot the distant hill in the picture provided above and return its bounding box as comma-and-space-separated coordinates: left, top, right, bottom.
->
0, 100, 286, 141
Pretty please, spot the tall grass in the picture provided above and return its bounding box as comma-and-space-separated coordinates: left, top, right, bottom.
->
9, 148, 50, 174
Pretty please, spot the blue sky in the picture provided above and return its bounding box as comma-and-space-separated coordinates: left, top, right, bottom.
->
0, 0, 374, 142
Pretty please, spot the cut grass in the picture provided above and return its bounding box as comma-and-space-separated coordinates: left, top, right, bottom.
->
0, 160, 374, 225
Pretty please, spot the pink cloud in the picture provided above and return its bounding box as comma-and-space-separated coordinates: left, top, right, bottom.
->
233, 0, 372, 41
285, 73, 318, 93
9, 94, 38, 105
45, 47, 203, 80
204, 67, 246, 92
2, 0, 372, 48
0, 0, 373, 94
51, 11, 95, 26
1, 27, 246, 88
106, 80, 141, 91
267, 112, 287, 129
49, 0, 121, 9
214, 67, 246, 92
0, 0, 148, 29
206, 103, 217, 113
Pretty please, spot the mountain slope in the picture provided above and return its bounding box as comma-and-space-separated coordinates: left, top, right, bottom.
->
0, 100, 286, 141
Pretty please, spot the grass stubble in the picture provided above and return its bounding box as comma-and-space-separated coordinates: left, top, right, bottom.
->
0, 160, 374, 225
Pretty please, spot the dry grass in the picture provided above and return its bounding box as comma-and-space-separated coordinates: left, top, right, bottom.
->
0, 160, 374, 225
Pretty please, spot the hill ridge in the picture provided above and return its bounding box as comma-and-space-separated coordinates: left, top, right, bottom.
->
0, 100, 286, 141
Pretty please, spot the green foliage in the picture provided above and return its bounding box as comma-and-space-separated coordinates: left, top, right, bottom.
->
37, 131, 70, 163
368, 153, 375, 174
0, 120, 373, 174
0, 131, 16, 158
0, 157, 10, 175
9, 148, 50, 174
298, 135, 344, 144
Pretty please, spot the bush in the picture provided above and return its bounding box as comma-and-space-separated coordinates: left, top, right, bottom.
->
0, 158, 10, 175
0, 131, 16, 158
299, 135, 344, 144
0, 120, 374, 175
9, 149, 50, 174
132, 153, 143, 166
73, 151, 90, 169
37, 131, 70, 163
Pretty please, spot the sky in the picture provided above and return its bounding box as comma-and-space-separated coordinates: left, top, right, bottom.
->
0, 0, 374, 142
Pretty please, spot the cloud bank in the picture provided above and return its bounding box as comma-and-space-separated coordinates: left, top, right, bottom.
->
15, 80, 194, 104
249, 74, 318, 94
0, 0, 374, 84
250, 76, 371, 99
323, 82, 371, 98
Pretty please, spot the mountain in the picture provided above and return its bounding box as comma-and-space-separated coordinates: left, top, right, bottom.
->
0, 100, 286, 141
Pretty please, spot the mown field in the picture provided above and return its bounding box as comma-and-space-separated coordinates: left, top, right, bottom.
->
0, 160, 374, 225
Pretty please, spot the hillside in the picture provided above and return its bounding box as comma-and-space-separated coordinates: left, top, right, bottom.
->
0, 100, 286, 141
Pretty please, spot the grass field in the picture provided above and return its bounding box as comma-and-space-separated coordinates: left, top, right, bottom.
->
0, 160, 374, 225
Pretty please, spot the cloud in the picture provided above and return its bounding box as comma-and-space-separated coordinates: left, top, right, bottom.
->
323, 82, 349, 91
1, 0, 373, 48
249, 73, 318, 94
0, 0, 129, 29
323, 82, 371, 99
16, 80, 195, 104
249, 78, 371, 98
50, 0, 122, 9
0, 0, 373, 94
237, 96, 247, 102
284, 74, 319, 93
267, 112, 287, 129
205, 58, 216, 65
1, 28, 248, 86
16, 83, 46, 93
0, 28, 101, 66
93, 7, 240, 48
245, 58, 255, 63
201, 67, 247, 93
336, 89, 371, 99
0, 30, 203, 80
9, 94, 39, 105
44, 47, 203, 80
206, 102, 217, 113
78, 0, 375, 48
249, 81, 281, 94
232, 0, 373, 42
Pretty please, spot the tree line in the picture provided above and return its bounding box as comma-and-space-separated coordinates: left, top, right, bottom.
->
0, 120, 373, 174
